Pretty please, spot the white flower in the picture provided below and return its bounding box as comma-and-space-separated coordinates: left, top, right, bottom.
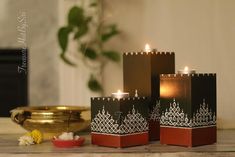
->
18, 135, 34, 146
74, 135, 80, 140
57, 132, 80, 140
58, 132, 74, 140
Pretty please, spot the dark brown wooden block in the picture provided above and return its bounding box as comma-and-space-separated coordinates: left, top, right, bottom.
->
123, 51, 175, 140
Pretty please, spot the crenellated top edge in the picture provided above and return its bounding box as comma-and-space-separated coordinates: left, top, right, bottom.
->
160, 73, 216, 77
123, 51, 175, 56
91, 96, 147, 101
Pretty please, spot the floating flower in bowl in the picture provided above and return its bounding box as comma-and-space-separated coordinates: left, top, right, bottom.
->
52, 132, 85, 148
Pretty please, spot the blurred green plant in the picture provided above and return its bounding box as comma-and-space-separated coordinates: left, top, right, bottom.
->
57, 1, 120, 95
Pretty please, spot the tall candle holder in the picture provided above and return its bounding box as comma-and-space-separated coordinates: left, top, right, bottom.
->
160, 73, 216, 147
123, 46, 175, 141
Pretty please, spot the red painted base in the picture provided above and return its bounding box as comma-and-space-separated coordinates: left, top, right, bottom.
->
160, 126, 216, 147
91, 132, 148, 148
149, 120, 160, 141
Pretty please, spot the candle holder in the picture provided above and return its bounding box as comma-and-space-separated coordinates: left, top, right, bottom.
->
160, 73, 216, 147
90, 96, 149, 148
123, 51, 175, 140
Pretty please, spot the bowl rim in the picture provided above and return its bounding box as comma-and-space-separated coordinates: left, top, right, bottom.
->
11, 106, 90, 113
52, 137, 85, 142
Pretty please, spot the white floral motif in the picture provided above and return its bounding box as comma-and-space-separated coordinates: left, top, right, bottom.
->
91, 105, 148, 134
192, 99, 216, 127
119, 106, 148, 134
149, 100, 160, 121
160, 99, 191, 127
91, 106, 119, 134
160, 99, 216, 127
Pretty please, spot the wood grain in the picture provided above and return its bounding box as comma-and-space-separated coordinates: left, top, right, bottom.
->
0, 117, 235, 156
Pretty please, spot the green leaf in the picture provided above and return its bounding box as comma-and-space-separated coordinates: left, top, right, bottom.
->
73, 16, 92, 39
85, 16, 92, 23
83, 47, 97, 60
88, 75, 102, 92
60, 53, 76, 66
74, 25, 88, 39
58, 26, 73, 52
101, 25, 120, 42
90, 2, 97, 7
102, 51, 120, 62
80, 43, 86, 52
68, 6, 84, 26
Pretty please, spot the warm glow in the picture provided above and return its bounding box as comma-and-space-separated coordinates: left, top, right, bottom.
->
178, 66, 196, 74
184, 66, 189, 73
144, 44, 151, 53
160, 85, 176, 98
41, 112, 54, 115
112, 90, 129, 99
57, 106, 67, 110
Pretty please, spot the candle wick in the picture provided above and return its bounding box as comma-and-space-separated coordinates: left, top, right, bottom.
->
135, 90, 138, 97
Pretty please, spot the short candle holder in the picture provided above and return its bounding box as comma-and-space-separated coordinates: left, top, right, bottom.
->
160, 73, 217, 147
90, 96, 149, 148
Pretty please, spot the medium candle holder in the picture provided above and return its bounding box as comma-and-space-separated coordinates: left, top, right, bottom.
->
160, 73, 216, 147
123, 51, 175, 140
90, 96, 149, 148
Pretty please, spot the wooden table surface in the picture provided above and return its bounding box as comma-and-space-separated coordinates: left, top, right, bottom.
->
0, 118, 235, 157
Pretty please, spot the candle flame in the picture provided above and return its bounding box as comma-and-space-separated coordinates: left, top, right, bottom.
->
178, 66, 196, 74
117, 89, 122, 94
145, 44, 151, 53
111, 89, 129, 99
184, 66, 189, 72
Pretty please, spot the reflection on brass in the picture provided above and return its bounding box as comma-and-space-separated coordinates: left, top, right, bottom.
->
10, 106, 90, 139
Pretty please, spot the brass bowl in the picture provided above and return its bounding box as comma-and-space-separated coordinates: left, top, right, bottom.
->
10, 106, 90, 139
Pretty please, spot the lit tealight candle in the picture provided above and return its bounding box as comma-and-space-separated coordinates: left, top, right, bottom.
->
144, 44, 151, 53
178, 66, 196, 74
111, 90, 129, 99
